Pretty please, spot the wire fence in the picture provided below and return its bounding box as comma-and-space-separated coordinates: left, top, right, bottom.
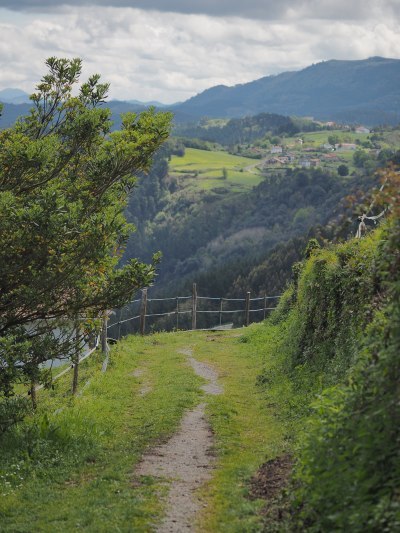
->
107, 284, 281, 340
30, 285, 280, 402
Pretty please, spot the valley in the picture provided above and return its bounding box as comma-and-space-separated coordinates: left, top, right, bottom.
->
123, 119, 399, 313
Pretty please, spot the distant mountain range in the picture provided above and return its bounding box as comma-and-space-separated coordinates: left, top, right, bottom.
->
1, 57, 400, 127
127, 99, 167, 107
171, 57, 400, 125
0, 88, 31, 104
0, 89, 166, 108
0, 100, 148, 130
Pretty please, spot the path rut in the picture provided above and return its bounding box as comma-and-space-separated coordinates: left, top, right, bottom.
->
135, 348, 222, 532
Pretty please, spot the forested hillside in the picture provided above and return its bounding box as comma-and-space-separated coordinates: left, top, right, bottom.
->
120, 109, 400, 309
2, 57, 400, 129
172, 57, 400, 125
173, 113, 308, 146
123, 143, 379, 302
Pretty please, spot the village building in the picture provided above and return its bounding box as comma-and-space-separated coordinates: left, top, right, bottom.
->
265, 156, 291, 165
335, 143, 357, 151
322, 153, 340, 162
355, 126, 370, 134
270, 145, 283, 154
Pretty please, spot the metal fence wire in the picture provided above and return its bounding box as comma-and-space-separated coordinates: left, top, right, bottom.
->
30, 287, 280, 399
107, 284, 281, 338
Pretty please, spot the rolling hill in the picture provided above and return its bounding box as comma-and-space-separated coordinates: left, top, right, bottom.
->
1, 57, 399, 129
0, 88, 30, 104
171, 57, 400, 125
0, 99, 147, 130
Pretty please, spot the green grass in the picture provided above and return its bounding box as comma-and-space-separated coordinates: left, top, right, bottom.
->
0, 328, 285, 532
301, 130, 369, 145
0, 334, 203, 532
201, 118, 230, 129
189, 329, 285, 532
170, 148, 263, 190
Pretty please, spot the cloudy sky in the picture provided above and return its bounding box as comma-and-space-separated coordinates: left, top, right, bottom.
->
0, 0, 399, 103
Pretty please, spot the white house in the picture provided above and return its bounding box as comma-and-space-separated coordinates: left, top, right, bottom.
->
355, 126, 370, 134
270, 145, 283, 154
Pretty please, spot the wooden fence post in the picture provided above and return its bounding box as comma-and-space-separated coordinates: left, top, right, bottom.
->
101, 312, 110, 372
101, 312, 108, 355
118, 307, 122, 340
192, 283, 197, 330
72, 320, 80, 395
176, 297, 179, 329
140, 288, 148, 335
245, 291, 251, 327
219, 298, 223, 326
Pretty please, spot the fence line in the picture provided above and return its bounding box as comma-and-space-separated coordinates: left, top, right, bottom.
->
30, 285, 280, 404
33, 334, 102, 395
107, 284, 281, 337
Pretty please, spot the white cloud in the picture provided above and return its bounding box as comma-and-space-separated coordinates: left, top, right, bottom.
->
0, 5, 399, 103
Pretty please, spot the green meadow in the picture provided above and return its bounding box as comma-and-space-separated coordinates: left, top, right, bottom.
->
170, 148, 264, 190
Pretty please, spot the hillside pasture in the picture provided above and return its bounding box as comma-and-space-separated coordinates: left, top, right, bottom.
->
169, 148, 264, 191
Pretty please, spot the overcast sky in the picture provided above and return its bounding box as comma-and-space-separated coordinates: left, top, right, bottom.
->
1, 0, 399, 103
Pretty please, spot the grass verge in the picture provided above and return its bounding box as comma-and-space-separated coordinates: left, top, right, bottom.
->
185, 329, 285, 532
0, 333, 202, 532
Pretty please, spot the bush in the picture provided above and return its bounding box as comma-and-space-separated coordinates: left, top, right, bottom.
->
0, 397, 31, 436
259, 184, 400, 531
337, 163, 349, 176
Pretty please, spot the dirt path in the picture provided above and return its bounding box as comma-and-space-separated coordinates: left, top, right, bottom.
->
243, 156, 269, 174
131, 367, 152, 396
135, 348, 222, 532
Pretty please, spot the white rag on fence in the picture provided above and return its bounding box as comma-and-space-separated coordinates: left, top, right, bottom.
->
356, 209, 386, 238
355, 178, 387, 238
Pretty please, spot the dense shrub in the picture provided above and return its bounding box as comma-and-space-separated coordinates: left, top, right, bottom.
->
291, 215, 400, 531
0, 397, 31, 437
260, 171, 400, 531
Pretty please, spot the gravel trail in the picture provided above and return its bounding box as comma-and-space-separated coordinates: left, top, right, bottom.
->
135, 348, 222, 532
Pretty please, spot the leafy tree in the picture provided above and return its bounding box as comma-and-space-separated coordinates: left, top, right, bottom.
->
337, 164, 349, 176
353, 149, 370, 168
377, 148, 394, 165
328, 134, 340, 146
0, 58, 172, 406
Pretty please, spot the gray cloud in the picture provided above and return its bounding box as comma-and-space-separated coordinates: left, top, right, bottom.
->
0, 4, 399, 103
3, 0, 400, 21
